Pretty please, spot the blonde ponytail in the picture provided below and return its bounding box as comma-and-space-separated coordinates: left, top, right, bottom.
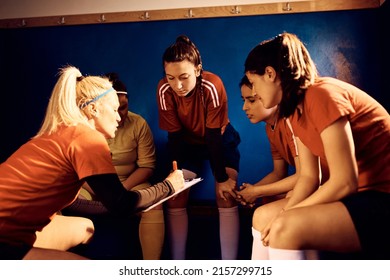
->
35, 65, 113, 137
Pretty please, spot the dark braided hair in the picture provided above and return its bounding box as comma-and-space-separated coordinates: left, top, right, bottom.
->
163, 35, 202, 66
162, 35, 203, 84
163, 35, 205, 105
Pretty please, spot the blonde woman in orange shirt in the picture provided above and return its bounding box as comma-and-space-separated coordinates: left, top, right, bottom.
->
0, 65, 184, 260
64, 73, 164, 260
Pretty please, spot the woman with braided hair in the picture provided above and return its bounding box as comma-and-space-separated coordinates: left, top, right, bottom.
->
156, 35, 241, 260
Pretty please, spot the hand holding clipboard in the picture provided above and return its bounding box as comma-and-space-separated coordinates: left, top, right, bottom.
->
143, 161, 202, 212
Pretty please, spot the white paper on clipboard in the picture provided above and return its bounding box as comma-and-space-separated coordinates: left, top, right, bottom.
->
142, 178, 203, 212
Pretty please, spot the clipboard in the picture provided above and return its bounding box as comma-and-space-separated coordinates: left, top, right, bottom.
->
142, 178, 203, 212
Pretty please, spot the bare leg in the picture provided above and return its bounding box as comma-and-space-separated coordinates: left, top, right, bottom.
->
34, 215, 94, 251
252, 198, 288, 232
251, 198, 288, 259
269, 202, 361, 252
24, 247, 89, 260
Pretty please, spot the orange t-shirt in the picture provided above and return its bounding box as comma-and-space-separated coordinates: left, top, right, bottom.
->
266, 118, 298, 167
291, 77, 390, 192
0, 124, 116, 245
157, 71, 229, 144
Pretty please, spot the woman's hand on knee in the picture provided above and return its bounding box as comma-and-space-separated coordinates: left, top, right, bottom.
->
217, 177, 237, 201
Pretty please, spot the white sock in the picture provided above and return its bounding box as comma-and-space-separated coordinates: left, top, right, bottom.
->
269, 247, 305, 260
218, 206, 239, 260
166, 208, 188, 260
251, 227, 269, 260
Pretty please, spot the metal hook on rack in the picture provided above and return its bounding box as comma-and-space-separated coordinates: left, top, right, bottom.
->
282, 2, 292, 11
58, 16, 66, 25
185, 9, 194, 18
19, 19, 27, 27
231, 6, 241, 14
140, 11, 150, 20
99, 14, 106, 23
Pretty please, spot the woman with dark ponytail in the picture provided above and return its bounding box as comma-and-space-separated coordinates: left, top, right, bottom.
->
157, 35, 241, 260
246, 32, 389, 259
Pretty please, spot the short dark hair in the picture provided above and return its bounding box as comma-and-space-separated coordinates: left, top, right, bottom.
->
239, 75, 251, 89
105, 72, 127, 93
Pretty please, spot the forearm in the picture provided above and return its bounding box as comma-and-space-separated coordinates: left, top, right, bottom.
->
255, 158, 289, 186
284, 175, 319, 209
85, 174, 174, 215
255, 171, 285, 186
292, 177, 357, 209
133, 180, 174, 210
254, 173, 298, 198
122, 167, 154, 190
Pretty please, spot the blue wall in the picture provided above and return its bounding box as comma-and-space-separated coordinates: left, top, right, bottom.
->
0, 4, 388, 201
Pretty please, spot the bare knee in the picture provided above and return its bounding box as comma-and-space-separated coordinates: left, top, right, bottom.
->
216, 167, 239, 208
79, 218, 94, 244
216, 195, 237, 208
68, 217, 95, 246
268, 214, 302, 249
252, 207, 265, 230
252, 203, 282, 231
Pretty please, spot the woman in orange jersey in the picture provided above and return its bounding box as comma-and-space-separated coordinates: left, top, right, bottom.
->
64, 72, 164, 260
237, 75, 299, 208
245, 32, 390, 259
156, 35, 241, 260
0, 65, 184, 260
